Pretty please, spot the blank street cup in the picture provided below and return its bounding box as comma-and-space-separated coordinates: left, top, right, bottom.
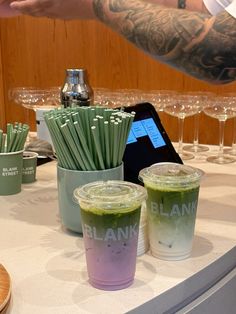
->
74, 180, 147, 290
22, 151, 38, 184
139, 163, 203, 260
0, 150, 23, 195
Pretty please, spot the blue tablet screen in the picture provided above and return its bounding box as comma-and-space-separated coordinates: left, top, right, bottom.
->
127, 118, 166, 148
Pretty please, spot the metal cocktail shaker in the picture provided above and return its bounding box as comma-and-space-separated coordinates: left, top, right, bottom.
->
61, 68, 94, 107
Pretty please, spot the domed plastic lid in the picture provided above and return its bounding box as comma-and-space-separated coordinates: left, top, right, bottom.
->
139, 162, 204, 189
74, 180, 147, 211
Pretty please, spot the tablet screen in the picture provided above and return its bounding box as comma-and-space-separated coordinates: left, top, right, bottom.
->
123, 103, 182, 184
127, 117, 166, 149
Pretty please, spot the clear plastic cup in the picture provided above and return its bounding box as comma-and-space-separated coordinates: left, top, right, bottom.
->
74, 180, 147, 290
139, 163, 204, 260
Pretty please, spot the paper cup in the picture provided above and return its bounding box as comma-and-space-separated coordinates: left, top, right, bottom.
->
0, 150, 23, 195
22, 151, 38, 184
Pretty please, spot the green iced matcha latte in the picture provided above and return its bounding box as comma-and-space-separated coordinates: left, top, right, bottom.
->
73, 180, 147, 290
139, 163, 203, 260
80, 204, 141, 238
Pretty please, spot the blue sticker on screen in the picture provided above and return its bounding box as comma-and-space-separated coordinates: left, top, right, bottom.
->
127, 118, 166, 148
132, 121, 147, 138
127, 129, 137, 144
142, 118, 166, 148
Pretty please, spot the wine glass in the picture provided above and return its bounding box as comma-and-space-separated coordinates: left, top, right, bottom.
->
150, 90, 179, 112
224, 116, 236, 156
9, 87, 61, 143
164, 94, 199, 160
47, 86, 62, 108
123, 89, 143, 107
93, 87, 111, 106
203, 96, 236, 164
9, 87, 61, 111
183, 92, 214, 153
222, 93, 236, 156
9, 87, 61, 113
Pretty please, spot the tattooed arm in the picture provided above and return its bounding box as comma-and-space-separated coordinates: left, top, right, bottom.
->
8, 0, 209, 17
10, 0, 236, 84
92, 0, 236, 84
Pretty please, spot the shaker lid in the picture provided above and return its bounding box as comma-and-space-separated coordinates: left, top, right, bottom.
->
65, 69, 88, 84
66, 68, 86, 75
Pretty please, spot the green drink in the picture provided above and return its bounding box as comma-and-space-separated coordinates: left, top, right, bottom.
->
139, 163, 203, 260
74, 180, 147, 290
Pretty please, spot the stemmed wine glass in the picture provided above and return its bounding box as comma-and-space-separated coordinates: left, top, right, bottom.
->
144, 90, 178, 113
222, 93, 236, 156
203, 95, 236, 164
164, 94, 199, 160
123, 89, 143, 107
183, 92, 214, 153
9, 87, 61, 143
224, 116, 236, 156
9, 87, 61, 112
93, 87, 111, 106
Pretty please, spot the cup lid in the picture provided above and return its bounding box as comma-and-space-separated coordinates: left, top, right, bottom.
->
139, 162, 204, 188
74, 180, 147, 211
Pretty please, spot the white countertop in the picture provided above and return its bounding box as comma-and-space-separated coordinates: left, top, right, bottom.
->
1, 146, 236, 314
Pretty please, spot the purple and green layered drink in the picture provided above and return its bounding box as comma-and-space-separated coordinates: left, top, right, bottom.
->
74, 180, 147, 290
139, 163, 203, 260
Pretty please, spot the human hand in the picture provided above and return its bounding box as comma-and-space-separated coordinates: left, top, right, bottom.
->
10, 0, 96, 19
0, 0, 20, 17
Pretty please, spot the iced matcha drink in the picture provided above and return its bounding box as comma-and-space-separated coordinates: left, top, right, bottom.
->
74, 180, 147, 290
139, 163, 203, 260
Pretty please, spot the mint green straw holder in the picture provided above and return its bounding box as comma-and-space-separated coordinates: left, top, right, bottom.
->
0, 150, 23, 195
57, 163, 124, 233
22, 151, 38, 184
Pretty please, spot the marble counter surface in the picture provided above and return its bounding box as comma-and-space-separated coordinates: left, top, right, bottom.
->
1, 146, 236, 313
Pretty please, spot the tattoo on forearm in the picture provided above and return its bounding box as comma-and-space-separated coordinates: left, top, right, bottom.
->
93, 0, 236, 84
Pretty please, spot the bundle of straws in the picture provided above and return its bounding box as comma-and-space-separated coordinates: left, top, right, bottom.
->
0, 123, 29, 153
44, 106, 135, 170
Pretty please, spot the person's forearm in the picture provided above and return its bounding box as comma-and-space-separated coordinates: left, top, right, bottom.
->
92, 0, 236, 84
10, 0, 96, 19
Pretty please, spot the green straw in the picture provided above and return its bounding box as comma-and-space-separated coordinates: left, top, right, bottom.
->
1, 134, 6, 153
112, 121, 119, 167
73, 121, 96, 170
6, 124, 13, 152
7, 129, 16, 152
44, 107, 134, 171
16, 126, 29, 151
82, 108, 93, 153
91, 126, 105, 170
45, 114, 77, 169
54, 119, 78, 169
60, 123, 87, 170
10, 130, 21, 152
65, 121, 91, 171
97, 116, 105, 157
44, 117, 66, 167
104, 121, 111, 168
0, 130, 3, 153
46, 116, 75, 169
